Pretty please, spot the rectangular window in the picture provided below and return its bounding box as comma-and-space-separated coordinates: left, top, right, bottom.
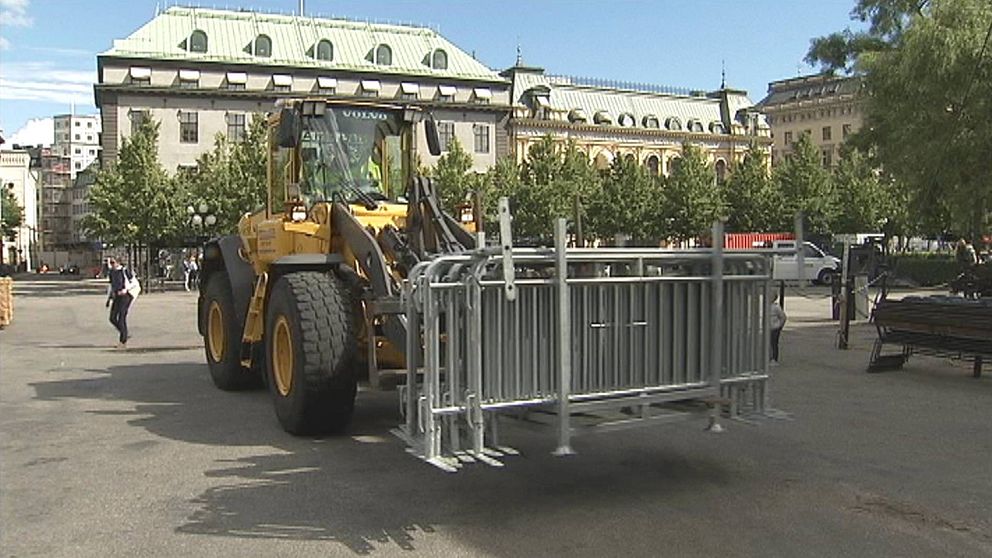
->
842, 124, 852, 138
130, 110, 148, 135
803, 129, 811, 138
179, 111, 198, 144
74, 121, 80, 127
822, 126, 832, 141
74, 134, 80, 140
226, 113, 246, 142
272, 74, 293, 93
129, 66, 151, 86
473, 123, 490, 154
821, 148, 833, 167
316, 76, 336, 95
87, 122, 93, 128
784, 131, 793, 145
226, 72, 248, 90
438, 122, 455, 152
400, 82, 419, 100
438, 84, 456, 102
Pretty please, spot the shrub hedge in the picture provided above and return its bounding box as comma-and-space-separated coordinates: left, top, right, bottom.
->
888, 253, 959, 286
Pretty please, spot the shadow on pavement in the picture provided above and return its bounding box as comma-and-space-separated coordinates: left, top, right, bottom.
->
29, 361, 735, 555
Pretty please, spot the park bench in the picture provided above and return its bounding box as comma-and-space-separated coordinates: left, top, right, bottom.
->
869, 296, 992, 377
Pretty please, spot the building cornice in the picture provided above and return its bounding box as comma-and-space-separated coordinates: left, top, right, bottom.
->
93, 83, 511, 114
510, 117, 772, 145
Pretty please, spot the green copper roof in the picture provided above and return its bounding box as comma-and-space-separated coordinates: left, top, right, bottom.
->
102, 7, 505, 83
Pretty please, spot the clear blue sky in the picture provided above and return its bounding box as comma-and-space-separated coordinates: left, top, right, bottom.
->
0, 0, 865, 138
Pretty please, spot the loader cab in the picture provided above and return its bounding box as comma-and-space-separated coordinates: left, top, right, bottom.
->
268, 100, 435, 215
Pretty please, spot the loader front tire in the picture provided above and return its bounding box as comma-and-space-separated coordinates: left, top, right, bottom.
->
265, 271, 358, 435
203, 272, 258, 391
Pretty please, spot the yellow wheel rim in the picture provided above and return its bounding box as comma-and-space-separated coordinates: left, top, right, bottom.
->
207, 301, 225, 362
273, 316, 294, 397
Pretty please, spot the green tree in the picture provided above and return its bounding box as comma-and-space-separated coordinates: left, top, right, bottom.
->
661, 142, 724, 243
431, 137, 478, 216
859, 0, 992, 240
501, 136, 598, 240
724, 143, 778, 232
831, 148, 894, 233
84, 118, 183, 247
179, 114, 268, 234
808, 0, 992, 241
587, 154, 657, 244
806, 0, 929, 72
772, 133, 835, 235
0, 189, 24, 241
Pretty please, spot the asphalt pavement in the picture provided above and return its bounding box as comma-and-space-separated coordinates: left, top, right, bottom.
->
1, 278, 990, 557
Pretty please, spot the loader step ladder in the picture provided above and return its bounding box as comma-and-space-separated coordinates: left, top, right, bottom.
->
240, 272, 269, 368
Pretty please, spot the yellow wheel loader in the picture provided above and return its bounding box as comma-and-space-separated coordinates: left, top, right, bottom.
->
197, 99, 474, 435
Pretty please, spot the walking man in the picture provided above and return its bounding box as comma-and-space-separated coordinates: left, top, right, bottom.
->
106, 258, 133, 349
770, 294, 787, 365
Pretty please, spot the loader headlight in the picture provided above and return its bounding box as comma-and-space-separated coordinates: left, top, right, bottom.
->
290, 205, 308, 222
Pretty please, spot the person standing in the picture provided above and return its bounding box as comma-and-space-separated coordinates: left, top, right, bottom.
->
770, 294, 787, 365
106, 258, 133, 349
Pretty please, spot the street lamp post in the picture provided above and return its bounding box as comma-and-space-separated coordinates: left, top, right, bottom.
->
186, 202, 217, 244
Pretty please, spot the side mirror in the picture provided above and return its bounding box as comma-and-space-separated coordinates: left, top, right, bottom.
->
424, 118, 442, 156
277, 108, 301, 148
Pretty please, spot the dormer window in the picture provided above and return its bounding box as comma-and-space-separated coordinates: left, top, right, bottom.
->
190, 30, 208, 53
315, 39, 333, 61
254, 35, 272, 57
709, 121, 726, 134
437, 84, 456, 102
129, 66, 151, 86
431, 49, 448, 70
593, 111, 612, 125
642, 115, 660, 129
618, 113, 636, 127
375, 44, 392, 66
568, 108, 588, 123
665, 117, 682, 131
686, 119, 704, 133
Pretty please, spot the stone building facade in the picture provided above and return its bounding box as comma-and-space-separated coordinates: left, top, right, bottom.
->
503, 64, 771, 178
757, 73, 864, 167
95, 7, 512, 174
0, 149, 39, 268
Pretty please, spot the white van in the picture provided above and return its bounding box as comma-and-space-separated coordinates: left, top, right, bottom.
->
771, 241, 840, 284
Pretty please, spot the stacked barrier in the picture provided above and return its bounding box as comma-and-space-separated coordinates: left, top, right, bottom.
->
395, 221, 775, 471
0, 277, 12, 328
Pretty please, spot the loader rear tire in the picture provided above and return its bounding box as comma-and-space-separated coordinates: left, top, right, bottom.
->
265, 271, 358, 435
203, 272, 259, 391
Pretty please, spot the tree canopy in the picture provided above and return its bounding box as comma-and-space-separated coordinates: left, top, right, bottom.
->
808, 0, 992, 240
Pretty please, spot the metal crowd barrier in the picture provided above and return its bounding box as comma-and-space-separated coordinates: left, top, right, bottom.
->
393, 220, 775, 472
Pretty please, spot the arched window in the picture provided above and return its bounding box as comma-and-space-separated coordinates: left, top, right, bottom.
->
715, 159, 728, 182
593, 111, 612, 125
669, 157, 683, 175
594, 151, 612, 170
646, 155, 660, 177
642, 115, 660, 129
709, 121, 726, 134
255, 35, 271, 57
432, 49, 448, 70
686, 119, 704, 133
665, 117, 682, 131
568, 108, 588, 123
190, 30, 208, 53
316, 39, 333, 61
618, 113, 635, 127
375, 44, 392, 65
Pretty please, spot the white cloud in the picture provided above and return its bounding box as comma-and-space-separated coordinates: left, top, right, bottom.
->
0, 0, 32, 27
0, 36, 10, 50
0, 61, 95, 106
8, 117, 54, 147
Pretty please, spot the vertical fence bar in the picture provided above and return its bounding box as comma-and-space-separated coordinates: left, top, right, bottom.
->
710, 221, 725, 394
404, 279, 419, 438
553, 219, 575, 456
